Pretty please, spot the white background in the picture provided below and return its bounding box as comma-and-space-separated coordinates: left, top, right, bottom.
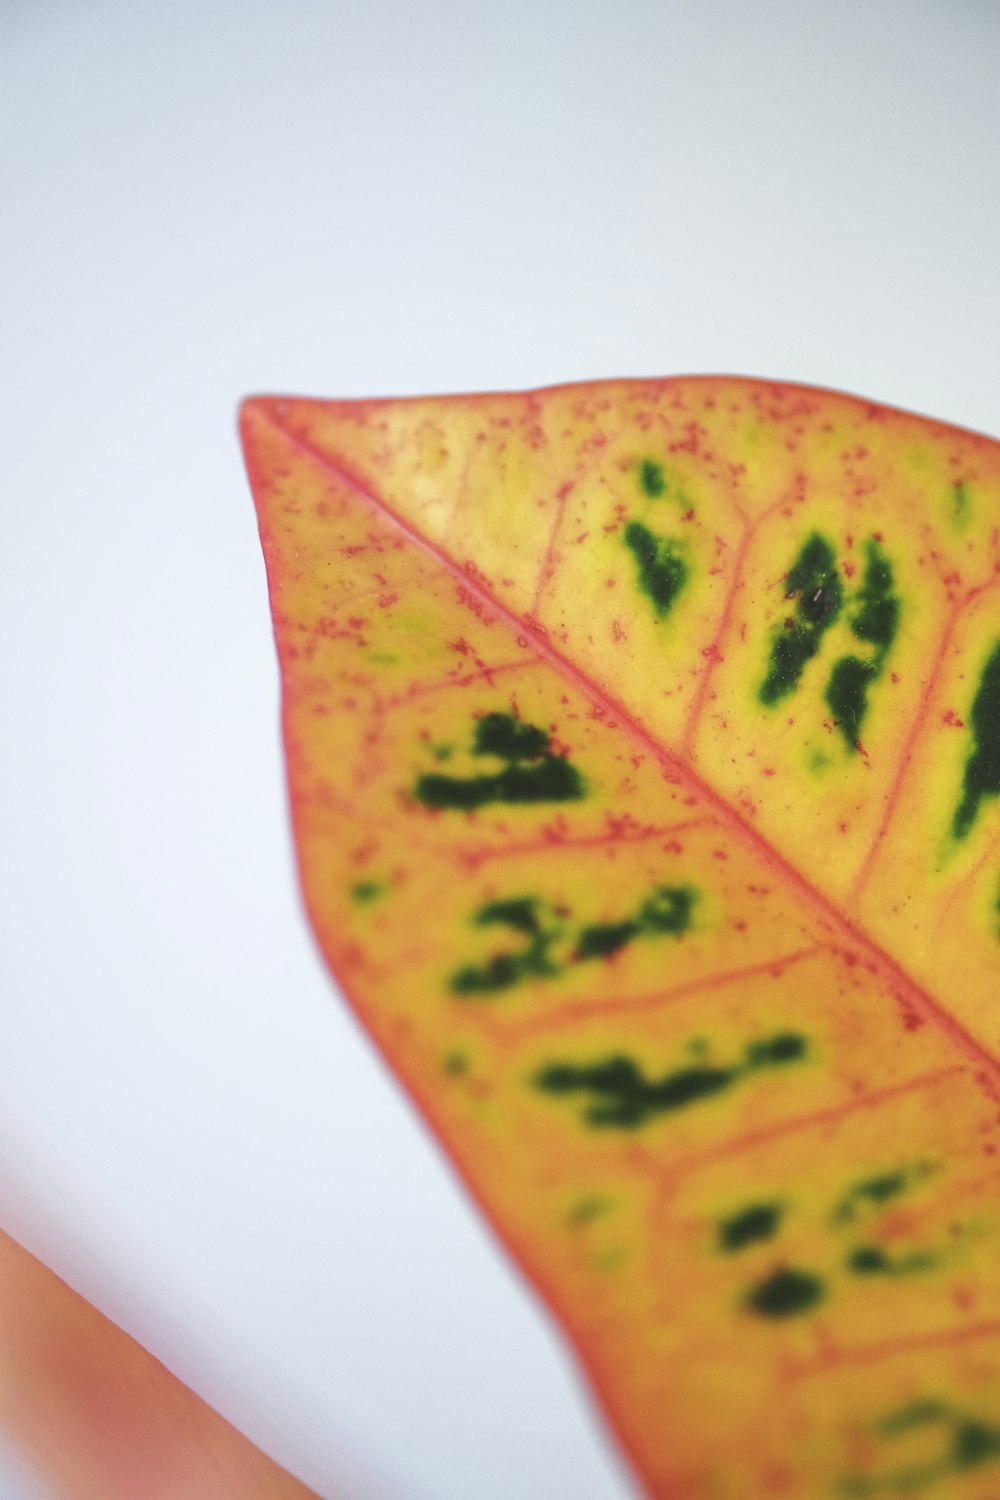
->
2, 3, 999, 1497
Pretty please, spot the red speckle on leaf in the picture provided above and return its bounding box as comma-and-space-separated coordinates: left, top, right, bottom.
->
456, 586, 495, 625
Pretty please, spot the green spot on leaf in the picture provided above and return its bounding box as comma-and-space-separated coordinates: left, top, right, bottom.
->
454, 883, 698, 999
744, 1032, 806, 1067
575, 920, 639, 960
953, 1421, 1000, 1470
952, 640, 1000, 839
826, 656, 878, 748
566, 1196, 610, 1229
473, 712, 550, 761
450, 896, 562, 995
760, 533, 843, 705
638, 458, 667, 498
414, 712, 585, 810
718, 1202, 783, 1254
825, 539, 900, 749
637, 884, 696, 934
573, 883, 697, 961
623, 521, 688, 618
350, 880, 386, 904
745, 1267, 825, 1319
536, 1055, 735, 1127
952, 480, 970, 529
534, 1031, 807, 1130
476, 897, 545, 934
832, 1164, 932, 1225
848, 1244, 936, 1277
877, 1401, 953, 1438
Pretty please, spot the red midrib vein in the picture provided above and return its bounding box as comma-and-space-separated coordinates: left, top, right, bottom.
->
254, 403, 1000, 1087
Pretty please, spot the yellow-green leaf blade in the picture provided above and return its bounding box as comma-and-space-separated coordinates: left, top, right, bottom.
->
242, 379, 1000, 1500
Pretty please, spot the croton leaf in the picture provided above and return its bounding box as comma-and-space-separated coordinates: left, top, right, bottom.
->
241, 378, 1000, 1500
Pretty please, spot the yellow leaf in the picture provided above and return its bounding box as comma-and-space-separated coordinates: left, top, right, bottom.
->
241, 378, 1000, 1499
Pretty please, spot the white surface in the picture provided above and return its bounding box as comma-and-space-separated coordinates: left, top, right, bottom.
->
2, 2, 999, 1496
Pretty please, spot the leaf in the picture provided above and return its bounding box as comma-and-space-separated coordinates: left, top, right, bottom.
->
240, 378, 1000, 1499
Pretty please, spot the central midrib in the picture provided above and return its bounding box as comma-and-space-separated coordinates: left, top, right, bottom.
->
255, 401, 1000, 1088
